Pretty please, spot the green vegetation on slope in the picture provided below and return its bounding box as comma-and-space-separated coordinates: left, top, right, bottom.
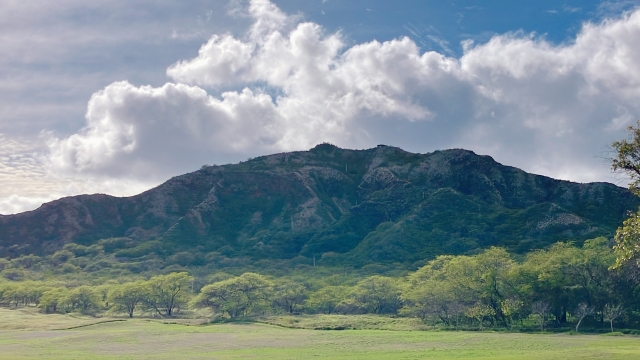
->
1, 145, 636, 267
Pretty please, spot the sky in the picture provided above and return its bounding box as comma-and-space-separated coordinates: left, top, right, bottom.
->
1, 0, 640, 214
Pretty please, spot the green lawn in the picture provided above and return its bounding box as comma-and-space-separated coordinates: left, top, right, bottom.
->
0, 309, 639, 359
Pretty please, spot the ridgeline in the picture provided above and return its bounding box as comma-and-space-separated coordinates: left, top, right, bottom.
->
1, 144, 636, 267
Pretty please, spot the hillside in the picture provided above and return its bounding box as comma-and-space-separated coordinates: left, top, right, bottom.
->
0, 144, 637, 266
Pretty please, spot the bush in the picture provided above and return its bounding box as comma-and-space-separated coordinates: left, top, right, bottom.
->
115, 241, 163, 258
51, 250, 74, 266
97, 238, 133, 253
168, 252, 196, 267
1, 268, 25, 281
56, 263, 80, 274
0, 258, 10, 271
12, 255, 42, 269
63, 243, 102, 257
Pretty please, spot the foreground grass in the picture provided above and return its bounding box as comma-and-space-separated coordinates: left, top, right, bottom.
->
1, 309, 639, 359
0, 307, 121, 331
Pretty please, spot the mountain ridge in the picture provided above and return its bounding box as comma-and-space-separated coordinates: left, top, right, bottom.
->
0, 144, 637, 265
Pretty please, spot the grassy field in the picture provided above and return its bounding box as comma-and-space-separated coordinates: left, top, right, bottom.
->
1, 309, 639, 359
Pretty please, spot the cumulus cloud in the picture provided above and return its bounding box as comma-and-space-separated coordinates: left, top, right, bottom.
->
47, 81, 284, 178
454, 13, 640, 181
0, 195, 60, 216
0, 133, 155, 214
47, 0, 640, 187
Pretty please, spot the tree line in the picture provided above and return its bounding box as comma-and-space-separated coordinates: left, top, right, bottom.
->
1, 238, 638, 332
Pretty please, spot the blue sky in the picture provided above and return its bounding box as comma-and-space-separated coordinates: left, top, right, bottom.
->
279, 1, 638, 53
1, 0, 640, 214
283, 1, 593, 52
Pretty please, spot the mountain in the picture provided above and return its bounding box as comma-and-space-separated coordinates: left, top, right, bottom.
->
0, 144, 637, 266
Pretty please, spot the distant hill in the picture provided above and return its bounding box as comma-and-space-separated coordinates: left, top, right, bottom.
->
1, 144, 637, 266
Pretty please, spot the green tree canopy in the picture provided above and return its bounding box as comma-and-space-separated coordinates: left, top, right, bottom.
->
192, 272, 272, 319
61, 286, 101, 314
39, 287, 69, 314
271, 280, 307, 314
350, 275, 403, 315
146, 272, 193, 317
108, 281, 148, 318
611, 121, 640, 268
305, 285, 349, 314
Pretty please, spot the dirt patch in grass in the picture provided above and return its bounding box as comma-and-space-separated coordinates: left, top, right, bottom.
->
257, 314, 431, 331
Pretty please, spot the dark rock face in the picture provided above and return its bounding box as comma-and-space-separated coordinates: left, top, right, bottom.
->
0, 144, 637, 264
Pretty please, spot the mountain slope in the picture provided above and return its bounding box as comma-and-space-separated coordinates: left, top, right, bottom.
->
0, 144, 637, 265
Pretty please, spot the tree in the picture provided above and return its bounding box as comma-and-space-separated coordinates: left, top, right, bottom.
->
108, 281, 147, 318
518, 240, 615, 325
611, 121, 640, 268
465, 304, 495, 330
2, 283, 27, 307
603, 303, 624, 332
29, 283, 49, 306
531, 301, 552, 332
612, 120, 640, 194
193, 273, 272, 319
456, 248, 517, 326
39, 287, 69, 313
305, 285, 349, 314
146, 272, 193, 317
402, 279, 460, 325
612, 213, 640, 269
574, 302, 595, 332
403, 249, 521, 327
447, 302, 466, 329
271, 280, 307, 314
501, 298, 524, 331
61, 286, 101, 314
351, 276, 403, 314
0, 281, 48, 307
404, 255, 470, 325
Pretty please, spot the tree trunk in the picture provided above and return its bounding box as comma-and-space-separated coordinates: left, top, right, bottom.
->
576, 316, 585, 332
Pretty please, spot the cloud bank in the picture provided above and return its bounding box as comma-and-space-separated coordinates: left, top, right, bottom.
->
42, 0, 640, 202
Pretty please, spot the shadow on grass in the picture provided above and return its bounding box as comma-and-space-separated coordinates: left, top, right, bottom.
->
54, 319, 128, 330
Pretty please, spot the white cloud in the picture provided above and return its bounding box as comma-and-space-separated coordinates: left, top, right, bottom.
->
0, 133, 156, 214
454, 12, 640, 181
0, 0, 249, 138
47, 81, 284, 179
598, 1, 640, 17
563, 6, 582, 13
0, 195, 59, 216
46, 0, 640, 192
